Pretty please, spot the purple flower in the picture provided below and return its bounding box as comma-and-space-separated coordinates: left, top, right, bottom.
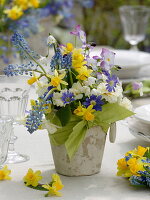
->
70, 25, 81, 36
83, 95, 104, 111
106, 74, 119, 92
70, 25, 86, 44
100, 48, 115, 70
61, 91, 75, 104
132, 82, 143, 90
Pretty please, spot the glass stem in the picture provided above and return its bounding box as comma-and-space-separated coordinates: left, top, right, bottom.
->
8, 126, 17, 152
130, 44, 139, 51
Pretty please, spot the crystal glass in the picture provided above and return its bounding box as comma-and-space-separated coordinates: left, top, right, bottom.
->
0, 116, 12, 168
0, 75, 30, 163
119, 5, 150, 50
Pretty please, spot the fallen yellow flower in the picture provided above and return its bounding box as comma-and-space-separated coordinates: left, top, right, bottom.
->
0, 165, 11, 181
23, 168, 42, 187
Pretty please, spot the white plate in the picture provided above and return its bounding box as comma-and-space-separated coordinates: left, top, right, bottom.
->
129, 127, 150, 142
114, 50, 150, 68
134, 104, 150, 124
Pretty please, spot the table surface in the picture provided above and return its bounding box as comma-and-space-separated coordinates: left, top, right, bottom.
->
0, 90, 150, 200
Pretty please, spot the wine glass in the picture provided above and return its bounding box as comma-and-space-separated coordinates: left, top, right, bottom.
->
0, 116, 12, 168
119, 5, 150, 50
0, 75, 30, 164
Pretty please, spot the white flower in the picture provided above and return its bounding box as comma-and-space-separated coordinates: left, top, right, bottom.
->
84, 77, 96, 86
37, 56, 49, 66
53, 92, 64, 107
91, 88, 99, 96
119, 97, 132, 111
41, 119, 59, 134
86, 57, 97, 71
83, 86, 91, 96
97, 83, 123, 103
70, 82, 83, 98
35, 81, 48, 96
47, 35, 57, 45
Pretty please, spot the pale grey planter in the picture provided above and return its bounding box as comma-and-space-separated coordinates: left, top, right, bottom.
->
50, 124, 116, 177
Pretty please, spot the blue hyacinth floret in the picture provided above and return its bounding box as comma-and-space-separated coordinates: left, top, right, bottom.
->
11, 32, 39, 59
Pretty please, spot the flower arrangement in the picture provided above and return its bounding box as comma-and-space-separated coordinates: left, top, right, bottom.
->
4, 25, 134, 159
117, 146, 150, 187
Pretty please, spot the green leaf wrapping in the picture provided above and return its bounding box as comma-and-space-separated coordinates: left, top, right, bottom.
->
49, 115, 80, 146
56, 105, 72, 126
65, 120, 87, 160
49, 103, 134, 159
94, 103, 134, 125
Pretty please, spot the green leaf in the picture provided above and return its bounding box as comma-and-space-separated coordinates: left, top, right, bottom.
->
24, 183, 48, 191
45, 112, 61, 127
56, 105, 72, 126
94, 103, 134, 125
49, 115, 80, 145
144, 147, 150, 159
65, 120, 87, 160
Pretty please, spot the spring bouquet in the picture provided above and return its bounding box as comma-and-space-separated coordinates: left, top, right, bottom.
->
4, 25, 134, 175
117, 146, 150, 187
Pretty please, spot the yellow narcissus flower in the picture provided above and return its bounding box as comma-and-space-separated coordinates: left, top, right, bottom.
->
74, 104, 95, 121
127, 158, 144, 175
116, 158, 130, 177
63, 43, 74, 54
48, 70, 68, 90
0, 0, 5, 6
14, 0, 39, 10
0, 165, 11, 181
73, 103, 86, 117
42, 174, 64, 197
126, 146, 147, 158
23, 168, 42, 187
83, 105, 95, 121
4, 6, 23, 20
29, 0, 39, 8
72, 49, 86, 70
76, 66, 93, 81
27, 76, 39, 85
14, 0, 29, 10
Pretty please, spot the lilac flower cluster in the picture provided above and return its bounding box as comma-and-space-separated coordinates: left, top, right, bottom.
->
26, 99, 51, 133
130, 166, 150, 187
11, 32, 39, 59
3, 62, 34, 76
50, 48, 72, 70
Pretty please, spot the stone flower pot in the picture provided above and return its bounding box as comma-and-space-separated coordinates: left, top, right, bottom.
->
50, 124, 116, 176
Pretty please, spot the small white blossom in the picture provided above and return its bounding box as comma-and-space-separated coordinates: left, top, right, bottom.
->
41, 119, 60, 134
53, 92, 64, 107
83, 86, 91, 96
119, 97, 132, 111
38, 56, 48, 66
47, 35, 57, 45
91, 88, 99, 96
84, 77, 96, 86
97, 83, 123, 103
86, 57, 97, 71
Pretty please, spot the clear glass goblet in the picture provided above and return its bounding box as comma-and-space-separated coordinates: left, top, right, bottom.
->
0, 75, 30, 164
0, 116, 12, 168
119, 5, 150, 50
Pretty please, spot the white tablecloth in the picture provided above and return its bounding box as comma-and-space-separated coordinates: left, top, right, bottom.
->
0, 121, 150, 200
